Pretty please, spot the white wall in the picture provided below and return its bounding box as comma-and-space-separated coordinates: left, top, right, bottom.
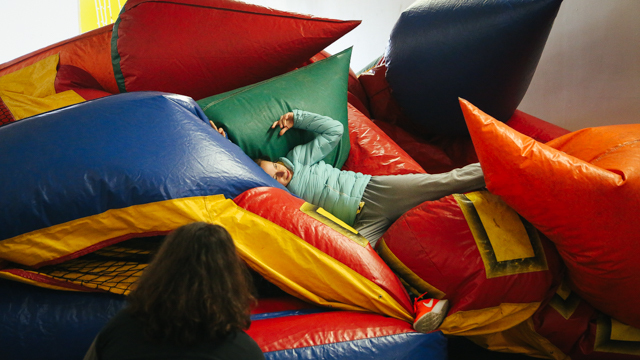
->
242, 0, 415, 72
519, 0, 640, 131
0, 0, 79, 64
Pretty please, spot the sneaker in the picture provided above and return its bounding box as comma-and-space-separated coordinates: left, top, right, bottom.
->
413, 297, 449, 333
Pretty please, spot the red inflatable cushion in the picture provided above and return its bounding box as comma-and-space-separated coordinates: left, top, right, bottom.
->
379, 191, 562, 335
234, 187, 413, 316
342, 103, 425, 176
461, 98, 640, 328
249, 311, 415, 353
112, 0, 360, 100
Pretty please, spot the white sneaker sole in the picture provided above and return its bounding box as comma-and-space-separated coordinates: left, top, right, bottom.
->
413, 299, 449, 333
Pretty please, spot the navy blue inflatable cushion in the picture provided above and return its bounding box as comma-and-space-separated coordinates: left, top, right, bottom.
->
385, 0, 563, 136
0, 92, 285, 241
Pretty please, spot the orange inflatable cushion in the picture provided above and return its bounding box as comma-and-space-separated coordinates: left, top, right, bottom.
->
461, 98, 640, 328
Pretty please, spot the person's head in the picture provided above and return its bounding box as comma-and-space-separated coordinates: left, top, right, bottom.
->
127, 222, 255, 344
254, 158, 292, 187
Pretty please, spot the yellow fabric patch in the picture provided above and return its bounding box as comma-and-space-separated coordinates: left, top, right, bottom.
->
439, 302, 541, 336
455, 191, 548, 278
0, 54, 85, 120
299, 203, 367, 246
611, 320, 640, 342
465, 191, 534, 261
595, 314, 640, 355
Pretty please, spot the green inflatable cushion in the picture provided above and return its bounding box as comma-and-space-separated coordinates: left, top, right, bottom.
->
197, 48, 351, 169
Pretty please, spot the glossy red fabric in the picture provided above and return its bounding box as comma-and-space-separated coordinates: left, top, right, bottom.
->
342, 103, 425, 175
113, 0, 360, 100
462, 98, 640, 328
358, 61, 412, 127
248, 310, 413, 352
506, 109, 570, 143
54, 65, 112, 100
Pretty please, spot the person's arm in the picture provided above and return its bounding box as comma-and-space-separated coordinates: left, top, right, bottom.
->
280, 110, 343, 166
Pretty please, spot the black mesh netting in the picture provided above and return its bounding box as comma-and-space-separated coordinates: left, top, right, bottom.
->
10, 235, 283, 298
16, 236, 164, 295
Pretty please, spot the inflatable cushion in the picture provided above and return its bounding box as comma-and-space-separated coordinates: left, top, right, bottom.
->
0, 279, 126, 360
379, 191, 562, 335
3, 186, 412, 324
249, 309, 447, 360
112, 0, 360, 100
235, 187, 413, 321
197, 49, 351, 169
358, 60, 412, 127
342, 103, 425, 176
300, 50, 370, 117
385, 0, 563, 136
0, 92, 284, 267
462, 98, 640, 328
0, 54, 85, 120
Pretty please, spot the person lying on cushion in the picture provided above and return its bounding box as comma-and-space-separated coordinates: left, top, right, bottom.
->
214, 110, 485, 248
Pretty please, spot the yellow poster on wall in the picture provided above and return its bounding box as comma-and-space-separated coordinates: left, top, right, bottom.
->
79, 0, 127, 33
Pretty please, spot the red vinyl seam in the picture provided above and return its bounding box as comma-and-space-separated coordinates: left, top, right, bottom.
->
0, 268, 106, 292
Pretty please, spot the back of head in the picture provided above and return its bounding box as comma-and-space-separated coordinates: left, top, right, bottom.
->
127, 222, 255, 344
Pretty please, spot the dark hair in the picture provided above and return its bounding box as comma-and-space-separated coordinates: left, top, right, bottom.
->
253, 156, 271, 166
127, 222, 255, 345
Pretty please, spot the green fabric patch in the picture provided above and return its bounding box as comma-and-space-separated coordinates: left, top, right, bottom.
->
197, 48, 351, 169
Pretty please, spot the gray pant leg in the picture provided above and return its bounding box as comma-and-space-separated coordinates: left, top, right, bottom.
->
354, 163, 485, 247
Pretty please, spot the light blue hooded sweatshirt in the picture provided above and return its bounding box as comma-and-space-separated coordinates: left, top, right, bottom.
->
279, 110, 371, 226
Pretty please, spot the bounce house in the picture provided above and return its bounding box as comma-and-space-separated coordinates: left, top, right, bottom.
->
1, 0, 639, 359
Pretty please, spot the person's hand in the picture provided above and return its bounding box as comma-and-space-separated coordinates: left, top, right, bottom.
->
209, 120, 226, 138
271, 112, 294, 136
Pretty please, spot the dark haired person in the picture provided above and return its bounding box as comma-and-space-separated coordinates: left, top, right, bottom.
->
83, 222, 264, 360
